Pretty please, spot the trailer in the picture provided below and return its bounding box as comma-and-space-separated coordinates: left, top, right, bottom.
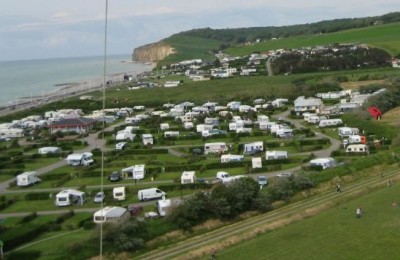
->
113, 186, 126, 201
55, 189, 86, 206
265, 150, 288, 160
204, 142, 228, 154
93, 206, 129, 224
181, 171, 196, 184
121, 164, 146, 180
220, 154, 244, 163
243, 141, 264, 155
16, 171, 41, 187
38, 146, 61, 154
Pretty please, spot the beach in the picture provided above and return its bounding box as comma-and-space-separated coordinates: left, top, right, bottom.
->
0, 65, 154, 117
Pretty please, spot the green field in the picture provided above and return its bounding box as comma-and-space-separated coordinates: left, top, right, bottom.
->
160, 35, 222, 66
219, 184, 400, 259
225, 23, 400, 57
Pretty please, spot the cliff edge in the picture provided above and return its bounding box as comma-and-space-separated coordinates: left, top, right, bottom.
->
132, 42, 175, 62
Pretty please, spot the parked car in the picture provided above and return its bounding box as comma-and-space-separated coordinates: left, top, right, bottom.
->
93, 192, 106, 203
258, 175, 268, 186
276, 172, 293, 178
108, 171, 122, 182
192, 148, 203, 155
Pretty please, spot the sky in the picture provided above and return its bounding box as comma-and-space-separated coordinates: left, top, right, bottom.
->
1, 0, 400, 61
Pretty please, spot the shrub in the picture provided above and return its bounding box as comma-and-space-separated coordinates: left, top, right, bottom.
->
20, 212, 38, 223
6, 251, 42, 260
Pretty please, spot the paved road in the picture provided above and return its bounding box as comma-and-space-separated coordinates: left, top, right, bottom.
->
0, 121, 119, 193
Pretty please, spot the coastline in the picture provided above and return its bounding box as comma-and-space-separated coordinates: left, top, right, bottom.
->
0, 64, 154, 117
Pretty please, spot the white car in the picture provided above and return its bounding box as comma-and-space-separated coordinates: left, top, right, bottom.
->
93, 192, 106, 203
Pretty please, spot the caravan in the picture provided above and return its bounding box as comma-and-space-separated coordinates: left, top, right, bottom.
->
113, 186, 126, 201
16, 171, 41, 187
121, 164, 146, 180
204, 142, 228, 154
55, 189, 86, 206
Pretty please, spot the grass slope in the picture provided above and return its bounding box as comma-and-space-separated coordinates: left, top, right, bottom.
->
219, 184, 400, 259
225, 23, 400, 57
160, 35, 222, 66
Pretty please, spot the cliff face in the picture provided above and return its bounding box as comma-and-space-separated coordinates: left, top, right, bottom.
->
132, 42, 175, 62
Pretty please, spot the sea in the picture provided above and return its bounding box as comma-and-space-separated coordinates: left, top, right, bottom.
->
0, 54, 151, 107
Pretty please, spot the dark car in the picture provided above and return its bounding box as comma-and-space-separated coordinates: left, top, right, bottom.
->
108, 171, 122, 182
192, 148, 203, 155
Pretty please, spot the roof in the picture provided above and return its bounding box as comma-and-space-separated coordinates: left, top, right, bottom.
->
49, 117, 97, 127
294, 96, 323, 107
181, 171, 196, 178
94, 206, 127, 218
56, 189, 85, 197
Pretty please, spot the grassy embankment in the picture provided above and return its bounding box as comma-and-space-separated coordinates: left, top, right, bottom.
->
225, 22, 400, 57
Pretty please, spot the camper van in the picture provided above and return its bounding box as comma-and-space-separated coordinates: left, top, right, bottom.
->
113, 186, 126, 201
66, 152, 94, 166
16, 171, 41, 187
138, 188, 166, 201
55, 189, 86, 206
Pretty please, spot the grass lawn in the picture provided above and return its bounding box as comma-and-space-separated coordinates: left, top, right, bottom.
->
218, 184, 400, 259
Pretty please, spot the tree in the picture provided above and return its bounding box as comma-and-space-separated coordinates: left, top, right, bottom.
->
102, 218, 147, 251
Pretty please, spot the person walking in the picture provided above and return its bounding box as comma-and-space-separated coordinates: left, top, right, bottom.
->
356, 207, 362, 219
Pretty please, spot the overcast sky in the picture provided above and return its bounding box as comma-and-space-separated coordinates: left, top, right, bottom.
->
1, 0, 399, 61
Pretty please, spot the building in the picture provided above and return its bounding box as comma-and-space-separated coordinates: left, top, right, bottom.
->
48, 117, 97, 134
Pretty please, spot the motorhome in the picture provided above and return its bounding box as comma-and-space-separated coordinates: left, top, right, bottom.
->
55, 189, 86, 206
66, 152, 94, 166
113, 186, 126, 201
16, 171, 41, 187
138, 188, 166, 201
204, 142, 228, 154
93, 206, 129, 224
181, 171, 196, 184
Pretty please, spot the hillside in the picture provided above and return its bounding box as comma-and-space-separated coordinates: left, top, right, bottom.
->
132, 12, 400, 64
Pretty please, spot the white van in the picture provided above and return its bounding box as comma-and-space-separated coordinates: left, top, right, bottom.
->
113, 186, 126, 201
138, 188, 166, 201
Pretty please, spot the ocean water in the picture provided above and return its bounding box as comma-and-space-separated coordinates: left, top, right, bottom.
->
0, 54, 151, 107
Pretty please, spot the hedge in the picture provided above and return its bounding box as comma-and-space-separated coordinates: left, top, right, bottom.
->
6, 250, 42, 260
25, 192, 50, 201
158, 182, 213, 192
